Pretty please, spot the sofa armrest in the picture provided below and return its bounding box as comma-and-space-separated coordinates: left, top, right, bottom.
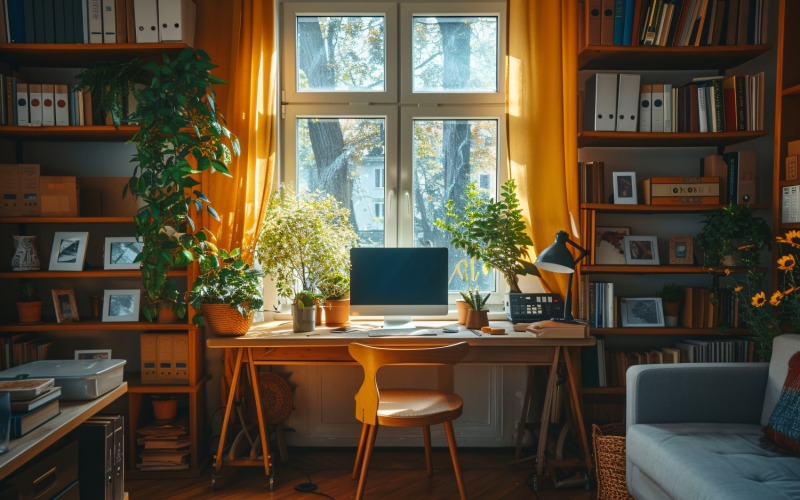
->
626, 363, 768, 428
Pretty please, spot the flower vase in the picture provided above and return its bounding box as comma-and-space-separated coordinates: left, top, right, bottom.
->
465, 309, 489, 329
11, 235, 40, 271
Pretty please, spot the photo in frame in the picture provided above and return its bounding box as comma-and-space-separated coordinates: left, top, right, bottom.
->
594, 226, 631, 265
104, 237, 143, 270
102, 289, 141, 322
74, 349, 112, 360
623, 235, 660, 265
669, 235, 694, 265
49, 231, 89, 271
620, 297, 665, 327
612, 171, 637, 204
52, 289, 79, 323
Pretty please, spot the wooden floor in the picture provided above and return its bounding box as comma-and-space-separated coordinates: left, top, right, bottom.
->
126, 447, 597, 499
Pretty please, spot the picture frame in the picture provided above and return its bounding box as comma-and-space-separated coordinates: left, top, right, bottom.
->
74, 349, 112, 360
49, 231, 89, 271
620, 297, 665, 327
52, 289, 79, 323
612, 171, 637, 204
623, 235, 660, 265
104, 237, 143, 270
594, 226, 631, 265
669, 235, 694, 265
102, 289, 141, 322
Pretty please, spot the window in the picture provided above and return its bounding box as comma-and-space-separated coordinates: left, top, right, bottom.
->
282, 1, 507, 297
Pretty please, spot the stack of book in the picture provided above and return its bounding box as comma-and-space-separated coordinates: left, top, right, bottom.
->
136, 423, 190, 471
0, 378, 61, 438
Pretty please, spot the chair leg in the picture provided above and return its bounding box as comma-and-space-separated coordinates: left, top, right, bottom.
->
353, 422, 369, 479
444, 421, 467, 500
355, 424, 378, 500
423, 425, 432, 476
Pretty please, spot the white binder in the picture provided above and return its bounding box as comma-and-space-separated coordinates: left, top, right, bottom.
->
55, 84, 69, 126
615, 73, 641, 132
133, 0, 159, 43
87, 0, 103, 43
102, 0, 117, 43
638, 83, 652, 132
41, 84, 55, 126
663, 83, 673, 132
584, 73, 618, 131
28, 83, 43, 127
650, 83, 664, 132
157, 0, 196, 44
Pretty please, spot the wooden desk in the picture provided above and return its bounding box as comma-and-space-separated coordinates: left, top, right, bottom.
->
206, 321, 594, 490
0, 382, 128, 481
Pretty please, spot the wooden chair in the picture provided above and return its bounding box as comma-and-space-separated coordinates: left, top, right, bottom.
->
348, 341, 470, 500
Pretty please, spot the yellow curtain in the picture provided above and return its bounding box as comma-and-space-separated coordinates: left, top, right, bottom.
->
195, 0, 277, 398
507, 0, 579, 309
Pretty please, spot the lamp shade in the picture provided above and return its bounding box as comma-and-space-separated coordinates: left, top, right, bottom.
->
535, 231, 578, 273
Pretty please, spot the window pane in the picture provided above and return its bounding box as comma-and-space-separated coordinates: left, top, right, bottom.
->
412, 119, 498, 292
296, 117, 386, 247
296, 16, 386, 92
412, 16, 498, 93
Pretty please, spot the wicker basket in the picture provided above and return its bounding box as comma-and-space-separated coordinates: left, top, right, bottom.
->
202, 303, 254, 336
592, 423, 634, 500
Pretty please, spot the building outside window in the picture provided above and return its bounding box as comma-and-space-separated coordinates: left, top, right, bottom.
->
281, 1, 507, 298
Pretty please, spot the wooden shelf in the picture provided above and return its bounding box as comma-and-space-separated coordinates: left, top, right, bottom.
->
589, 327, 751, 335
578, 44, 772, 70
0, 320, 197, 332
126, 373, 211, 394
0, 216, 133, 224
0, 125, 139, 141
580, 264, 758, 274
0, 42, 188, 66
580, 202, 770, 213
578, 130, 767, 148
0, 269, 186, 279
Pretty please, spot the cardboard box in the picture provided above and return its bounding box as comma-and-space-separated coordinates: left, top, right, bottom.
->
0, 164, 40, 216
78, 177, 139, 217
40, 176, 79, 216
642, 177, 720, 205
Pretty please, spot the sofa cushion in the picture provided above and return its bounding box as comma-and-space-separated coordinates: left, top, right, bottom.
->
764, 350, 800, 455
761, 334, 800, 426
627, 423, 800, 500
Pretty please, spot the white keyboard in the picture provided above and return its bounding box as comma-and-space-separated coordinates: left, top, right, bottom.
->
367, 328, 439, 337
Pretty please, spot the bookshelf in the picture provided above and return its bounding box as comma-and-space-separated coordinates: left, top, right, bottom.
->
576, 0, 777, 424
0, 43, 208, 477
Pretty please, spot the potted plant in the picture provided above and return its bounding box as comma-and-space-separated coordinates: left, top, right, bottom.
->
460, 288, 490, 329
16, 281, 42, 324
658, 283, 683, 327
150, 394, 179, 424
187, 247, 264, 336
292, 290, 324, 333
256, 185, 358, 332
435, 179, 540, 294
318, 270, 351, 327
696, 204, 771, 268
77, 48, 239, 322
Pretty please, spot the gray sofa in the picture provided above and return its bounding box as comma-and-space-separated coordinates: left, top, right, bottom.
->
625, 334, 800, 499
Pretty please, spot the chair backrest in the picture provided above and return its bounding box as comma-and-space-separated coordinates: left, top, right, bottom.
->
348, 342, 470, 425
761, 334, 800, 425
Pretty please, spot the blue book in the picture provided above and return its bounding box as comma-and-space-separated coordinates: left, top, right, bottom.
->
613, 0, 627, 45
10, 398, 60, 438
6, 0, 26, 43
621, 0, 636, 45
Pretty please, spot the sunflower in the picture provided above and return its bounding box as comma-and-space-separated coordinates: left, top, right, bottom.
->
777, 230, 800, 248
751, 291, 766, 307
778, 254, 796, 271
770, 291, 785, 306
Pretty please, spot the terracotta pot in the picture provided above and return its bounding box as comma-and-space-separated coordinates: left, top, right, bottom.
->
16, 301, 42, 324
202, 303, 254, 336
158, 303, 179, 323
151, 397, 178, 424
663, 301, 680, 327
313, 299, 323, 326
324, 299, 350, 327
455, 300, 470, 325
465, 309, 489, 329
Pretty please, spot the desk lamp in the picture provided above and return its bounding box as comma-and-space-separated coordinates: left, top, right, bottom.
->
535, 230, 589, 323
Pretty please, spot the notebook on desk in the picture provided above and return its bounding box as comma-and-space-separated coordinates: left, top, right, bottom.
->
367, 328, 439, 337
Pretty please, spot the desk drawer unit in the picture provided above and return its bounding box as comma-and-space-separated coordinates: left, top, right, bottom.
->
1, 439, 79, 500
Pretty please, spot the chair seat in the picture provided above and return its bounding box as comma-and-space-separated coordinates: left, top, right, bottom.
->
376, 389, 463, 427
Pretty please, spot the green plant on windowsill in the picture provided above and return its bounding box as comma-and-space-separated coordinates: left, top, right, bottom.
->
294, 290, 324, 308
459, 289, 490, 311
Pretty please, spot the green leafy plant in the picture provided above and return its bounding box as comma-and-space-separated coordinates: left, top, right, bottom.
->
294, 290, 324, 308
696, 204, 771, 268
317, 271, 350, 300
658, 283, 683, 303
459, 288, 490, 311
78, 48, 240, 322
187, 247, 264, 325
435, 179, 539, 293
17, 281, 40, 302
256, 185, 358, 304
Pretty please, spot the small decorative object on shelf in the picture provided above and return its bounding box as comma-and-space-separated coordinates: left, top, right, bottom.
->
11, 235, 40, 271
668, 235, 694, 265
52, 288, 80, 323
150, 394, 179, 425
658, 284, 684, 327
623, 236, 660, 265
612, 172, 637, 205
16, 281, 42, 324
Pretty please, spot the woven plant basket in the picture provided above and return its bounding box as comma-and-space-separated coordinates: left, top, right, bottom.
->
592, 423, 634, 500
202, 303, 254, 336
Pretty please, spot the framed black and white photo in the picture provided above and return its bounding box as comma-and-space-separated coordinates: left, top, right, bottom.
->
669, 235, 694, 265
594, 226, 631, 265
74, 349, 112, 360
49, 232, 89, 271
102, 289, 141, 322
623, 235, 660, 265
612, 171, 637, 204
52, 289, 79, 323
620, 297, 665, 327
104, 237, 143, 270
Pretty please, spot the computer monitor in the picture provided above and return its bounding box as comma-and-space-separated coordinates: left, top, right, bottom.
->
349, 247, 449, 329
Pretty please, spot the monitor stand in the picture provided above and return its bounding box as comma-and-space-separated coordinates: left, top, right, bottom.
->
381, 316, 416, 329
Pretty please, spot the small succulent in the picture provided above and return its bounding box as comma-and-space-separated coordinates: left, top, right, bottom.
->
459, 288, 490, 311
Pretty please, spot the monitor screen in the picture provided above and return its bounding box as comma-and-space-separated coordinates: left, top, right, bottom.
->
350, 247, 449, 328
